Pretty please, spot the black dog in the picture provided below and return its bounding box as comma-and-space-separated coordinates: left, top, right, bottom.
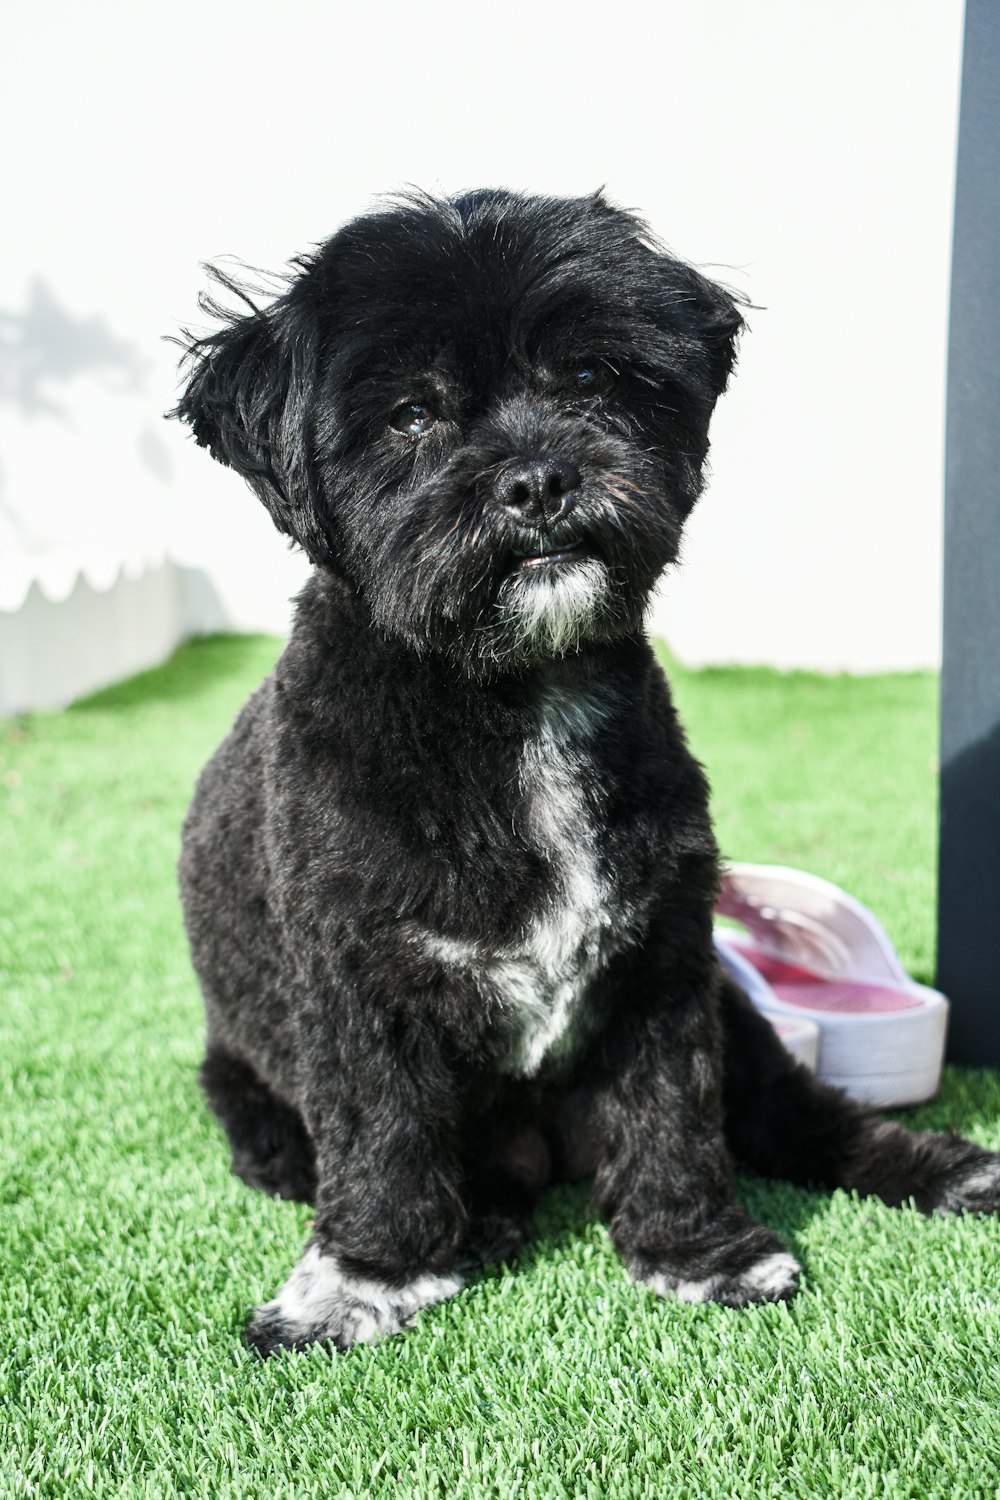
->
174, 189, 1000, 1355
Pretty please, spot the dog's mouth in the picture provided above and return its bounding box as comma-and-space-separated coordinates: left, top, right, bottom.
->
508, 533, 597, 572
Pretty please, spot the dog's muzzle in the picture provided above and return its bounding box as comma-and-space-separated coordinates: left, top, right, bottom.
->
510, 535, 592, 570
495, 457, 581, 527
495, 457, 597, 571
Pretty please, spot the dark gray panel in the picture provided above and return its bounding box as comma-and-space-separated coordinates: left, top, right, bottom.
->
938, 0, 1000, 1063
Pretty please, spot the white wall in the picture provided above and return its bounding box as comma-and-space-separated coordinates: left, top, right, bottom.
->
1, 0, 964, 688
0, 561, 185, 715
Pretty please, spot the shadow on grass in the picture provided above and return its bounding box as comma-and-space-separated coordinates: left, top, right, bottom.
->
512, 1178, 826, 1275
504, 1065, 1000, 1280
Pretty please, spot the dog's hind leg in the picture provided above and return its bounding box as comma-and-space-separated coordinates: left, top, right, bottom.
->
718, 972, 1000, 1215
458, 1107, 556, 1272
200, 1045, 317, 1203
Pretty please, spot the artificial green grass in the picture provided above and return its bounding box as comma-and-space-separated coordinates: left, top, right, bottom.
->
2, 635, 998, 1500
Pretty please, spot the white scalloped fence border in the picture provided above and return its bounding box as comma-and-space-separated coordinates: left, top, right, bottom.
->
0, 555, 188, 716
0, 547, 170, 614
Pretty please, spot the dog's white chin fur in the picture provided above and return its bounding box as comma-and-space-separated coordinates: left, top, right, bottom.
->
498, 556, 609, 656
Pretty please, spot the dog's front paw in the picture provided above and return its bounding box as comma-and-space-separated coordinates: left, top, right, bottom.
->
635, 1225, 801, 1309
243, 1243, 463, 1356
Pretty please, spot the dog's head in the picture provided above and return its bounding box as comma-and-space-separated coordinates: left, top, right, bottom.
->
175, 190, 743, 676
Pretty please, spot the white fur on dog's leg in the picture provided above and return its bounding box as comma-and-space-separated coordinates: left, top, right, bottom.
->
244, 1243, 463, 1355
642, 1250, 801, 1307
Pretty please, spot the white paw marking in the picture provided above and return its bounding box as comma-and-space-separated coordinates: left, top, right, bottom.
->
957, 1164, 1000, 1193
947, 1159, 1000, 1205
670, 1274, 716, 1304
740, 1251, 802, 1297
254, 1243, 462, 1348
643, 1250, 801, 1305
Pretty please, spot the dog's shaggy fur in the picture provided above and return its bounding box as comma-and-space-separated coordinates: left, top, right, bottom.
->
174, 190, 1000, 1355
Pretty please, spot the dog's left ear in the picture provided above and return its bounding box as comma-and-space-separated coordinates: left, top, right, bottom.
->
664, 261, 746, 406
172, 279, 333, 564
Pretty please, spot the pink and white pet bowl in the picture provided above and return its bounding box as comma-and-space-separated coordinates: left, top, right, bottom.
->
714, 864, 949, 1108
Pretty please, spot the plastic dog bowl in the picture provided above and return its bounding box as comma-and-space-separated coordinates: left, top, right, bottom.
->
714, 864, 949, 1108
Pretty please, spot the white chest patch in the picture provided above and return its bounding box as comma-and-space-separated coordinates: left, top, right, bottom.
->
426, 686, 629, 1076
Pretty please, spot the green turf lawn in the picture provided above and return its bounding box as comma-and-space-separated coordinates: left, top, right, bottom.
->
2, 636, 999, 1499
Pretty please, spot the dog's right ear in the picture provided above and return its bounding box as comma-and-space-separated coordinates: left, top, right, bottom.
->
172, 277, 333, 564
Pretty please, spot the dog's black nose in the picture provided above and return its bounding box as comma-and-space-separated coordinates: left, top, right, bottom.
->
496, 457, 581, 525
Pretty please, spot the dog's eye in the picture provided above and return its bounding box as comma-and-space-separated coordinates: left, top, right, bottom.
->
572, 364, 616, 397
390, 402, 438, 438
